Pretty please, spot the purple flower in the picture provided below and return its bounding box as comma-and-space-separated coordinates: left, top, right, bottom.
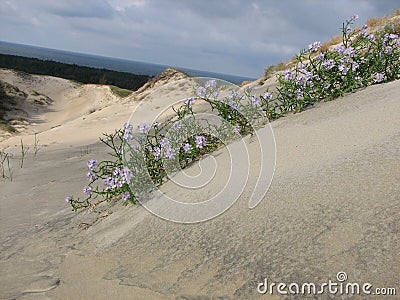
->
122, 166, 133, 183
318, 53, 325, 60
87, 159, 98, 171
295, 89, 303, 99
113, 167, 121, 176
104, 176, 115, 190
308, 41, 321, 52
65, 196, 72, 203
123, 122, 133, 131
122, 192, 131, 202
324, 83, 331, 89
153, 147, 161, 160
195, 136, 207, 149
86, 171, 95, 181
263, 91, 273, 99
123, 123, 133, 140
138, 122, 150, 133
338, 64, 349, 75
284, 69, 293, 81
352, 62, 360, 71
388, 33, 398, 40
322, 59, 335, 70
375, 73, 385, 83
296, 74, 306, 87
251, 94, 260, 106
336, 45, 346, 54
351, 14, 359, 20
196, 86, 206, 98
360, 24, 368, 36
205, 80, 217, 90
184, 97, 195, 108
344, 46, 355, 57
183, 143, 192, 153
116, 181, 123, 188
153, 121, 159, 128
164, 147, 176, 159
83, 185, 93, 196
368, 34, 375, 42
160, 138, 170, 149
233, 125, 241, 134
384, 45, 393, 54
123, 132, 133, 141
229, 99, 238, 109
173, 122, 185, 131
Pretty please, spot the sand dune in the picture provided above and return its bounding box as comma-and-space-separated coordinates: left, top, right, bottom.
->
0, 69, 399, 299
0, 68, 197, 151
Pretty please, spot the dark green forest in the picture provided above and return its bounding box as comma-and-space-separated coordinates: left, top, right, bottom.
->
0, 54, 151, 90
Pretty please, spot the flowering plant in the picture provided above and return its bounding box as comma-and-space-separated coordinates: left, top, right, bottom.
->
66, 79, 272, 211
261, 15, 399, 115
66, 16, 399, 213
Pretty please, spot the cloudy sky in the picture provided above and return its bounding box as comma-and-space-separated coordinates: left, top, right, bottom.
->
0, 1, 399, 78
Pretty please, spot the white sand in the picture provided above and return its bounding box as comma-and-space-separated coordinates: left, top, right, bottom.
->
0, 69, 399, 299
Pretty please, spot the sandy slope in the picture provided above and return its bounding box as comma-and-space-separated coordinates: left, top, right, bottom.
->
0, 68, 199, 150
0, 73, 399, 299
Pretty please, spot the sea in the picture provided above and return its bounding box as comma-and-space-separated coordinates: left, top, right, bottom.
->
0, 41, 255, 85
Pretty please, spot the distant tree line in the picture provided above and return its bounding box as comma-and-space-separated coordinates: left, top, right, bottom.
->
0, 54, 151, 91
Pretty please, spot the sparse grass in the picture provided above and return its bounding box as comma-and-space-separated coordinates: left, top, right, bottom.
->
321, 34, 342, 52
0, 150, 13, 181
367, 17, 386, 28
264, 62, 287, 79
275, 62, 287, 71
110, 85, 133, 98
34, 133, 40, 158
80, 146, 91, 157
20, 138, 29, 168
69, 79, 83, 85
264, 65, 275, 79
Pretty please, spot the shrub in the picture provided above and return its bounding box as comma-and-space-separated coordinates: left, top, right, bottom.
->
260, 15, 400, 115
66, 15, 400, 212
66, 79, 273, 211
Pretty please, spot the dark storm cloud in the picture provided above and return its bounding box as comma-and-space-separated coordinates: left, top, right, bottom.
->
0, 0, 398, 77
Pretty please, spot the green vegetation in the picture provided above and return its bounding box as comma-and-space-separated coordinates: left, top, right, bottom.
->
0, 54, 151, 91
261, 15, 400, 117
0, 119, 15, 133
109, 85, 133, 98
264, 62, 287, 79
67, 15, 400, 213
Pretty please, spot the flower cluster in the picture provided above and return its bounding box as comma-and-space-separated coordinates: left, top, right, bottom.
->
66, 130, 136, 210
66, 16, 399, 213
66, 77, 263, 211
104, 166, 133, 191
269, 15, 400, 113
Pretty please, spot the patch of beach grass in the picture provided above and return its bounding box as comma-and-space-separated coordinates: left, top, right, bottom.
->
0, 119, 15, 133
110, 86, 133, 98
